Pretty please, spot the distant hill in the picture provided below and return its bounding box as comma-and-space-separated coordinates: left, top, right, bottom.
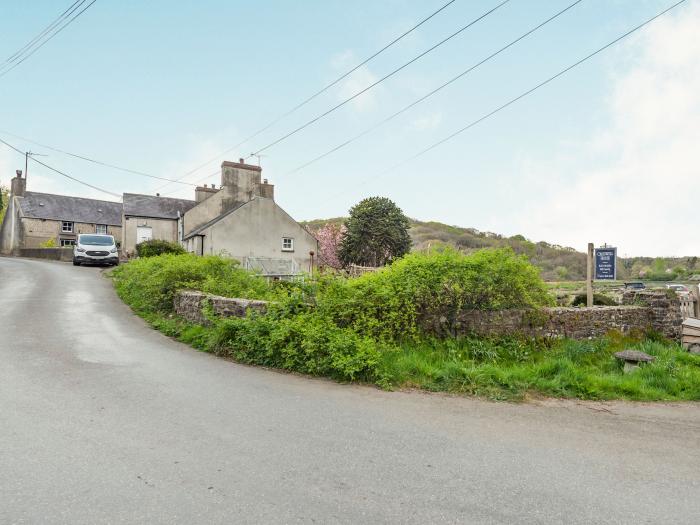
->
302, 218, 698, 282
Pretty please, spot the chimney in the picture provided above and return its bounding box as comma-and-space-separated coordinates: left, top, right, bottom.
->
11, 170, 26, 197
259, 178, 274, 200
195, 184, 219, 203
220, 159, 262, 206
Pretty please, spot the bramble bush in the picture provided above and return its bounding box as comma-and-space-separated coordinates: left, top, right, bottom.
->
135, 239, 186, 258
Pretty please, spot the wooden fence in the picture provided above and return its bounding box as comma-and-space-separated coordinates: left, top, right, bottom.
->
680, 294, 699, 320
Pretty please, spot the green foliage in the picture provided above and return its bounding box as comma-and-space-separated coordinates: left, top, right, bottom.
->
40, 238, 57, 248
0, 185, 8, 224
209, 313, 381, 382
320, 247, 554, 341
136, 239, 186, 257
111, 253, 272, 312
112, 250, 700, 401
338, 196, 411, 267
570, 293, 618, 306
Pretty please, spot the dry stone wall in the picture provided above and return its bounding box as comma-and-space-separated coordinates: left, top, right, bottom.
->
174, 290, 683, 341
174, 290, 267, 324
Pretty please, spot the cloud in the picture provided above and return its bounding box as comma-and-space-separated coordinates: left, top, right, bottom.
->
330, 50, 381, 112
515, 3, 700, 257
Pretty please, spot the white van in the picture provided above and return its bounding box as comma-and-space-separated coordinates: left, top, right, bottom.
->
73, 234, 119, 266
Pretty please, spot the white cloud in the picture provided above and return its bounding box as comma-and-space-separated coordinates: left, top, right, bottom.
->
515, 3, 700, 257
330, 50, 381, 112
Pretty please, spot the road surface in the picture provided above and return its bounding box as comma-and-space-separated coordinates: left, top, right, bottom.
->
1, 257, 699, 524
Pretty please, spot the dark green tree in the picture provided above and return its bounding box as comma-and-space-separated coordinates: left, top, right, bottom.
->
339, 197, 411, 267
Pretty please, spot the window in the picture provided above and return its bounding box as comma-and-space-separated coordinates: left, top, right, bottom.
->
95, 224, 107, 234
61, 221, 74, 233
60, 238, 75, 247
282, 237, 294, 252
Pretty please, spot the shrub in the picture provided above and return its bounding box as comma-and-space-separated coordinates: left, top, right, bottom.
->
571, 293, 618, 307
40, 238, 57, 248
209, 313, 382, 382
112, 253, 272, 312
136, 239, 186, 258
318, 247, 554, 341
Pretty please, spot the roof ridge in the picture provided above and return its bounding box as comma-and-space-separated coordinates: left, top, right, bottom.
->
123, 192, 194, 202
25, 191, 122, 205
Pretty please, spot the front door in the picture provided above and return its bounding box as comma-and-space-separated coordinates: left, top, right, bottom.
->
136, 226, 153, 244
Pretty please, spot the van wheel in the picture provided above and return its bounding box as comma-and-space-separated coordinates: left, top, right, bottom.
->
72, 260, 80, 266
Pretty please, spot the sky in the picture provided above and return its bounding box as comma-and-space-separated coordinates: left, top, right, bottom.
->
0, 0, 697, 257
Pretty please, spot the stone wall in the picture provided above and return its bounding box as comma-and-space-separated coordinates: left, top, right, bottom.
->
174, 290, 267, 324
19, 247, 74, 262
427, 306, 653, 340
621, 290, 683, 340
174, 290, 683, 341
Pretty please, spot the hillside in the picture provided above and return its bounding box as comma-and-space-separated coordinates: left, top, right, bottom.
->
302, 218, 698, 282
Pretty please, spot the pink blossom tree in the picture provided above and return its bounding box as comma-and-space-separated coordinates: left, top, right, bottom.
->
315, 223, 346, 269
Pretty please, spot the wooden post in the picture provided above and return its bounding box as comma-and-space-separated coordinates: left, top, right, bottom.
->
692, 284, 700, 318
587, 243, 594, 308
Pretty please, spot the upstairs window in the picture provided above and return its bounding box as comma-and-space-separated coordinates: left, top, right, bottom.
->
282, 237, 294, 252
61, 221, 73, 233
95, 224, 107, 234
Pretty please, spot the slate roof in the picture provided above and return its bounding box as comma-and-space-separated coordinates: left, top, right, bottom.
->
123, 193, 196, 220
19, 191, 123, 226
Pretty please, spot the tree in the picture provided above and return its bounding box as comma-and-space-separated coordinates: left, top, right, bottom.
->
315, 222, 346, 269
0, 185, 8, 224
339, 197, 411, 267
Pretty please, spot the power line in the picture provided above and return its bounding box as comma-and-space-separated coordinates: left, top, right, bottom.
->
288, 0, 584, 175
1, 1, 84, 69
161, 169, 220, 197
0, 137, 121, 199
328, 0, 687, 203
152, 0, 461, 192
247, 0, 511, 159
0, 0, 98, 80
0, 130, 198, 186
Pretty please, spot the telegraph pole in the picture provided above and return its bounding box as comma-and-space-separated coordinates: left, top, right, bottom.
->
587, 243, 594, 307
24, 150, 48, 185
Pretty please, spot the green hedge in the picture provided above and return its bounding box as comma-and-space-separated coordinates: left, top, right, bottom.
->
136, 239, 186, 258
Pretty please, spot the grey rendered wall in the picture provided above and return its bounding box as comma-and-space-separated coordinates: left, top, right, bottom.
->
200, 197, 318, 271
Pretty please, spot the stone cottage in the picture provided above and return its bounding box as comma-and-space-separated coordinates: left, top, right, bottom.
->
0, 171, 122, 253
181, 159, 318, 275
1, 162, 318, 276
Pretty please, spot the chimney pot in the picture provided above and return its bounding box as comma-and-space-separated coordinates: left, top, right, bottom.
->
15, 170, 22, 177
211, 183, 216, 189
239, 158, 244, 164
156, 193, 160, 197
204, 184, 208, 188
263, 179, 268, 184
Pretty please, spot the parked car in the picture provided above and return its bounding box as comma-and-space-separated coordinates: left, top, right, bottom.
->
624, 282, 645, 290
666, 284, 690, 295
73, 234, 120, 266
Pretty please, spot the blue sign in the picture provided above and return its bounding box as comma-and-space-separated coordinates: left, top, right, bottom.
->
595, 247, 617, 280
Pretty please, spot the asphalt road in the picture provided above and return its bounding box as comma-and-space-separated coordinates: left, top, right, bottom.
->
1, 257, 699, 524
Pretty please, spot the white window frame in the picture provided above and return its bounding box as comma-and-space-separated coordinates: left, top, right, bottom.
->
61, 221, 74, 233
282, 237, 294, 252
95, 224, 107, 234
60, 238, 76, 247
